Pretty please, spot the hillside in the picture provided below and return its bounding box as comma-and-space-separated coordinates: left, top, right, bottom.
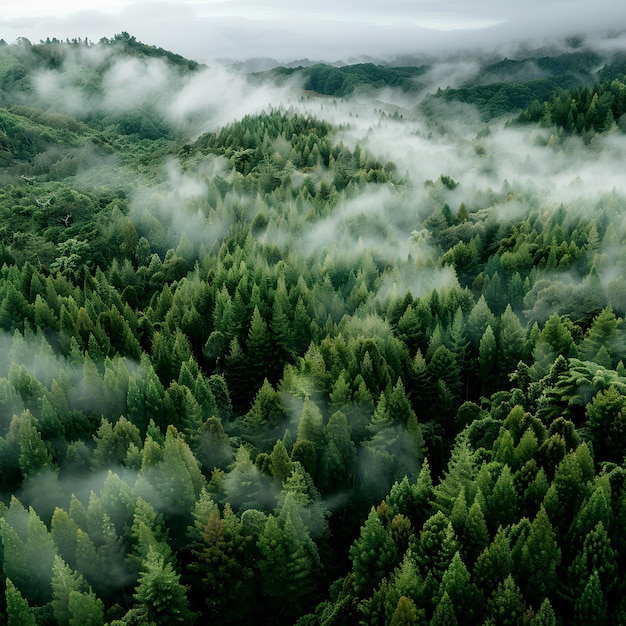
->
1, 34, 626, 625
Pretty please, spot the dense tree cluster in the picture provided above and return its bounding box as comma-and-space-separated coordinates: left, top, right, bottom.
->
1, 35, 626, 625
518, 75, 626, 139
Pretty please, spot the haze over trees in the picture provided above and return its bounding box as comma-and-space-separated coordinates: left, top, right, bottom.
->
1, 32, 626, 624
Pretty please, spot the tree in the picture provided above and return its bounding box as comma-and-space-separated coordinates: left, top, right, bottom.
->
579, 306, 625, 367
92, 416, 141, 468
463, 499, 490, 566
51, 555, 91, 626
191, 504, 254, 624
433, 439, 476, 516
586, 385, 626, 462
390, 595, 421, 626
67, 589, 105, 626
268, 439, 293, 482
485, 575, 526, 626
473, 528, 513, 596
532, 313, 577, 376
247, 305, 274, 390
257, 510, 323, 621
5, 578, 36, 626
466, 295, 497, 349
297, 397, 324, 450
318, 410, 356, 493
0, 499, 56, 605
17, 410, 53, 478
133, 547, 195, 625
478, 325, 498, 394
439, 551, 481, 621
245, 378, 286, 431
411, 511, 458, 581
574, 570, 607, 626
486, 465, 518, 531
529, 598, 557, 626
52, 507, 80, 567
350, 508, 398, 596
430, 591, 457, 626
195, 416, 233, 472
518, 507, 561, 607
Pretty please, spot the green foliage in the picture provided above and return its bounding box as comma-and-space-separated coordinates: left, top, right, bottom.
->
1, 35, 626, 626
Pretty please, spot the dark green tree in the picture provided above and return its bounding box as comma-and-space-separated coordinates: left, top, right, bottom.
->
133, 546, 195, 625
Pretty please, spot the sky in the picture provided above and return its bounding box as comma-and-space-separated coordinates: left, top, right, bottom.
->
2, 0, 626, 62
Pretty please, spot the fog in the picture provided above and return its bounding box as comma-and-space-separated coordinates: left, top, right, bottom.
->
41, 32, 621, 317
4, 0, 626, 63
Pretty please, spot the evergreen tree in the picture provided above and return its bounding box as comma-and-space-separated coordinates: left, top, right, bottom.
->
350, 508, 398, 596
411, 511, 458, 581
191, 504, 254, 624
485, 575, 526, 626
518, 507, 561, 607
5, 579, 36, 626
133, 546, 195, 625
430, 590, 457, 626
529, 598, 557, 626
573, 570, 607, 626
473, 528, 513, 596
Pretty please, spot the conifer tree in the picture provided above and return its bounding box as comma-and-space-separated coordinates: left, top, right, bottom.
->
191, 504, 254, 624
473, 528, 513, 596
133, 546, 195, 625
573, 570, 607, 626
529, 598, 557, 626
518, 507, 561, 607
5, 578, 36, 626
350, 508, 398, 596
430, 591, 457, 626
486, 574, 526, 626
411, 511, 458, 581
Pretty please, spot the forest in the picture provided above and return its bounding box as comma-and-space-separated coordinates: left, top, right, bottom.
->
1, 32, 626, 625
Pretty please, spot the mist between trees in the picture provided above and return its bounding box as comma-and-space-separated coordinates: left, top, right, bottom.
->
1, 33, 626, 624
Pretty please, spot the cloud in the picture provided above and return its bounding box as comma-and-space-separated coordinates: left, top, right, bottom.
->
3, 0, 626, 63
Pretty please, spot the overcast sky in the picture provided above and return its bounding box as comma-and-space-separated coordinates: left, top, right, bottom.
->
2, 0, 626, 63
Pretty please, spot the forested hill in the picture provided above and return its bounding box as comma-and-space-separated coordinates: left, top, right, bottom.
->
252, 63, 430, 97
517, 74, 626, 137
1, 33, 626, 625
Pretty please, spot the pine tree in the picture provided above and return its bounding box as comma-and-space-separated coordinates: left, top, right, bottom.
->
51, 507, 80, 567
1, 499, 56, 605
67, 589, 105, 626
433, 439, 476, 516
529, 598, 557, 626
478, 325, 498, 395
462, 497, 489, 566
473, 528, 513, 596
439, 551, 482, 621
134, 547, 195, 625
486, 465, 518, 530
411, 511, 458, 581
430, 591, 457, 626
350, 508, 398, 596
17, 410, 53, 478
257, 510, 323, 620
485, 574, 526, 626
297, 397, 324, 450
466, 295, 497, 349
247, 305, 274, 390
390, 595, 421, 626
51, 555, 91, 626
5, 578, 36, 626
191, 504, 254, 624
518, 507, 561, 607
318, 410, 356, 493
574, 570, 607, 626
